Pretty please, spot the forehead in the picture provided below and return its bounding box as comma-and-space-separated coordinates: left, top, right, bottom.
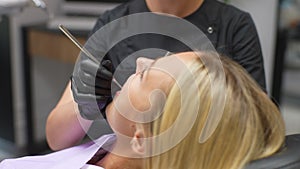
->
148, 52, 199, 76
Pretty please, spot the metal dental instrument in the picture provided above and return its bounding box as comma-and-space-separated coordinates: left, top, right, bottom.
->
58, 24, 100, 64
112, 78, 123, 89
58, 24, 123, 89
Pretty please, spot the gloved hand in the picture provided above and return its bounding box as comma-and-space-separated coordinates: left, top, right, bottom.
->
71, 58, 113, 120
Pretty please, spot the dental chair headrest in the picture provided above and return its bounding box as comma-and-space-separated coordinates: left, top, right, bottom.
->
245, 134, 300, 169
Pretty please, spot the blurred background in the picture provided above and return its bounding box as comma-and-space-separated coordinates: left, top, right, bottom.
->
0, 0, 299, 160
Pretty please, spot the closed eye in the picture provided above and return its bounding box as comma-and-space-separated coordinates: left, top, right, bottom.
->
140, 68, 147, 81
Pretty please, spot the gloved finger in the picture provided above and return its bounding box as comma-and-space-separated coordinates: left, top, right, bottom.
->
72, 75, 95, 95
79, 64, 112, 89
95, 87, 111, 96
78, 68, 95, 87
74, 73, 111, 96
72, 77, 110, 107
80, 59, 99, 77
78, 104, 102, 120
102, 60, 113, 72
71, 78, 95, 103
95, 95, 111, 103
95, 78, 111, 90
80, 59, 113, 80
96, 65, 113, 80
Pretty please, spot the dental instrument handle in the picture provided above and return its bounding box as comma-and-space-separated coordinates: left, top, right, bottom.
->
58, 24, 100, 65
59, 24, 122, 89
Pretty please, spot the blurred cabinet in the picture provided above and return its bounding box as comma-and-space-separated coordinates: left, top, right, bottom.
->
22, 25, 88, 154
0, 16, 14, 144
26, 28, 86, 63
281, 28, 300, 101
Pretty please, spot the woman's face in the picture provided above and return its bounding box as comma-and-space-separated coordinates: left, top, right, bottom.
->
106, 56, 176, 137
106, 52, 196, 137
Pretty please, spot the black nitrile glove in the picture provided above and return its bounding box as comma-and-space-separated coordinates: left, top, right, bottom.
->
71, 58, 113, 120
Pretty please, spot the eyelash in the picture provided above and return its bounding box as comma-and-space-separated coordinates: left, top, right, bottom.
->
140, 69, 147, 80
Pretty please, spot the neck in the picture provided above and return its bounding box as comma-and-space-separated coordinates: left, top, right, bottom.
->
145, 0, 204, 18
95, 139, 143, 169
97, 153, 142, 169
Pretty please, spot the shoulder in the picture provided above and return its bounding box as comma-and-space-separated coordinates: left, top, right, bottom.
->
202, 0, 253, 24
91, 0, 145, 34
207, 0, 250, 17
99, 3, 130, 24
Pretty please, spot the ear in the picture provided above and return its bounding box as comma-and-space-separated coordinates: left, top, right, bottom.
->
131, 124, 146, 155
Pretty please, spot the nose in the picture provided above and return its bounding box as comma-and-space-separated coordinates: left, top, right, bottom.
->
136, 57, 154, 73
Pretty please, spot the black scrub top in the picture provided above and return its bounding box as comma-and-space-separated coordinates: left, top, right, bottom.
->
88, 0, 266, 91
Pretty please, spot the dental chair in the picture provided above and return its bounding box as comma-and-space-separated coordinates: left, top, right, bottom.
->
245, 134, 300, 169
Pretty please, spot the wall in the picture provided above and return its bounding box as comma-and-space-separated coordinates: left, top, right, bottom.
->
9, 0, 62, 147
228, 0, 278, 94
9, 0, 110, 149
0, 16, 14, 143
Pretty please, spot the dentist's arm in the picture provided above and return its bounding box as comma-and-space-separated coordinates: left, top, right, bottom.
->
46, 57, 113, 150
46, 82, 93, 151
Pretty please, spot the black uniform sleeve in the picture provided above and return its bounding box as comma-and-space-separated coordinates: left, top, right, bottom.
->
89, 3, 129, 36
85, 6, 127, 64
231, 12, 266, 91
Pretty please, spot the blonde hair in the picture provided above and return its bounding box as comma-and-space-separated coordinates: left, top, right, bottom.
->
145, 51, 285, 169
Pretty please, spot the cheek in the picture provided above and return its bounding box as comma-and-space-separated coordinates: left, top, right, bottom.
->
106, 75, 138, 137
128, 79, 151, 112
107, 103, 135, 137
